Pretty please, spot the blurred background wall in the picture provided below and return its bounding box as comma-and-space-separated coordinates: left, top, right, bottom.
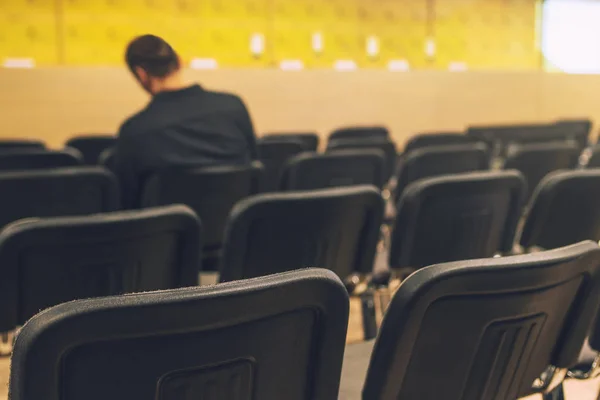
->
1, 0, 599, 148
0, 0, 540, 69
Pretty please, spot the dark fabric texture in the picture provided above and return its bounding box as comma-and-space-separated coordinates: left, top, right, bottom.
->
114, 84, 257, 208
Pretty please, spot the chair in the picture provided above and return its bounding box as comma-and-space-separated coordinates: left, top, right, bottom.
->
0, 205, 200, 331
520, 170, 600, 251
394, 144, 489, 202
258, 139, 306, 192
65, 135, 116, 165
281, 151, 386, 191
261, 132, 320, 152
327, 138, 397, 183
0, 139, 45, 152
340, 241, 600, 400
329, 126, 389, 141
140, 163, 263, 269
403, 132, 484, 153
555, 118, 592, 149
0, 149, 83, 171
390, 171, 526, 269
503, 141, 579, 201
468, 123, 587, 157
10, 268, 349, 400
0, 167, 119, 230
220, 186, 384, 283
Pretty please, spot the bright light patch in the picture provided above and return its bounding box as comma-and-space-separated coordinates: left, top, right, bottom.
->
542, 0, 600, 73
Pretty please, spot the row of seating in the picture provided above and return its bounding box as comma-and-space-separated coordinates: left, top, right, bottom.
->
9, 241, 600, 399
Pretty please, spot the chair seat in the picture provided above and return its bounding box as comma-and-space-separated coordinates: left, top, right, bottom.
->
340, 340, 375, 399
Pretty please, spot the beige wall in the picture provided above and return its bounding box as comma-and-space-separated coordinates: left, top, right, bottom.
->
0, 68, 598, 148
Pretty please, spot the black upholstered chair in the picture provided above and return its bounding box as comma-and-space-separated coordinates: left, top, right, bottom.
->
520, 170, 600, 251
341, 241, 600, 400
0, 205, 200, 331
555, 118, 592, 149
261, 132, 320, 152
327, 138, 397, 183
0, 149, 83, 171
281, 151, 386, 191
468, 123, 588, 157
403, 132, 483, 154
10, 268, 349, 400
65, 135, 116, 165
390, 171, 526, 269
0, 139, 45, 152
329, 126, 389, 141
0, 167, 119, 230
140, 163, 263, 270
503, 141, 579, 201
220, 186, 384, 283
394, 144, 489, 202
258, 139, 307, 192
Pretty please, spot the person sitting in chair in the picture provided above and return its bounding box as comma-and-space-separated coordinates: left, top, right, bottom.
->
114, 34, 257, 208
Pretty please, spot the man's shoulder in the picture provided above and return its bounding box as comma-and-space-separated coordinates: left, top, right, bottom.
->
117, 109, 151, 140
202, 89, 245, 108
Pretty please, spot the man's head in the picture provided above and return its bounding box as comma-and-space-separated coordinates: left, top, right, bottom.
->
125, 35, 181, 95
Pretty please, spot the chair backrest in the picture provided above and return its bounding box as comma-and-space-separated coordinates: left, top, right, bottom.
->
0, 149, 83, 171
0, 205, 200, 330
390, 171, 526, 269
0, 139, 45, 151
327, 138, 397, 183
555, 118, 592, 148
468, 123, 587, 156
364, 241, 600, 400
503, 141, 579, 201
394, 144, 489, 202
520, 170, 600, 250
220, 186, 384, 282
281, 151, 386, 191
10, 268, 349, 400
261, 132, 320, 151
403, 132, 484, 153
0, 167, 119, 230
65, 135, 116, 165
329, 126, 389, 141
140, 163, 263, 248
257, 139, 307, 192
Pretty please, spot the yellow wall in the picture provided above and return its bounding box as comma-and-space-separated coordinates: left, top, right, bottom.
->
0, 0, 540, 69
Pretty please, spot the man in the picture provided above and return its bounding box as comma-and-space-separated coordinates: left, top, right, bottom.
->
114, 34, 257, 208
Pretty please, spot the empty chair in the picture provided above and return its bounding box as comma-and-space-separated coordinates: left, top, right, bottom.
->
0, 149, 83, 171
503, 141, 579, 201
10, 268, 349, 400
394, 144, 489, 202
0, 205, 200, 331
220, 186, 384, 282
261, 132, 320, 151
390, 171, 526, 269
0, 167, 119, 230
329, 126, 389, 141
327, 138, 397, 183
342, 242, 600, 400
0, 139, 45, 152
65, 135, 116, 164
403, 132, 484, 153
341, 241, 600, 400
520, 170, 600, 251
555, 118, 592, 149
140, 164, 263, 269
258, 139, 306, 191
281, 151, 386, 191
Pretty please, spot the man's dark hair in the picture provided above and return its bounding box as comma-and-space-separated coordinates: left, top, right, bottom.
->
125, 34, 180, 78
